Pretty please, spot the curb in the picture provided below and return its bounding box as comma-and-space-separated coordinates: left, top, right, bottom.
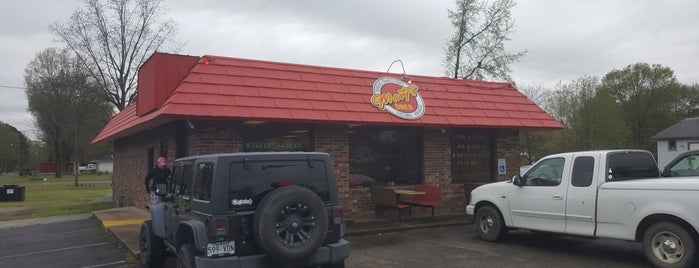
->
92, 208, 150, 259
91, 213, 135, 255
0, 213, 91, 229
346, 220, 470, 237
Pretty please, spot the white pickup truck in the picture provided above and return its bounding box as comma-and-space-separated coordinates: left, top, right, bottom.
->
466, 150, 699, 268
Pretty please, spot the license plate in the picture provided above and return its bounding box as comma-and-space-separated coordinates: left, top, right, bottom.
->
207, 241, 235, 257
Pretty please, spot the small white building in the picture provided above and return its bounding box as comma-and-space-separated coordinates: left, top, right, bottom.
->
651, 118, 699, 168
92, 155, 114, 174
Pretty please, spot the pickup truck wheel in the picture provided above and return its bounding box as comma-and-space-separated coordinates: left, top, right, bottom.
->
476, 205, 507, 242
254, 185, 328, 261
139, 221, 165, 268
643, 221, 696, 268
176, 244, 197, 268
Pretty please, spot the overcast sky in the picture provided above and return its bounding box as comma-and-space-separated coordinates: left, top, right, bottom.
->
2, 0, 698, 140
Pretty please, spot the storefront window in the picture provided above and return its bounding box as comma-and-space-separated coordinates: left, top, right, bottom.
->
243, 123, 313, 152
349, 127, 421, 186
451, 129, 495, 183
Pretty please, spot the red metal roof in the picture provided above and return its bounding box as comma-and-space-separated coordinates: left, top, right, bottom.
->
93, 53, 562, 143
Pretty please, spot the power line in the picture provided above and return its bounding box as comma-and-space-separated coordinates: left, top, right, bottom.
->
0, 85, 27, 90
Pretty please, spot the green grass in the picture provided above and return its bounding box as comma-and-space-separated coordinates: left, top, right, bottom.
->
0, 173, 114, 221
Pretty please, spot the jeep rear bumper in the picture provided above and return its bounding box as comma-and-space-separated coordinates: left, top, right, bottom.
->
194, 239, 349, 268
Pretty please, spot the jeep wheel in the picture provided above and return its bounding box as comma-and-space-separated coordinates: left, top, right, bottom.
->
254, 185, 328, 261
139, 220, 165, 268
643, 221, 696, 268
176, 244, 197, 268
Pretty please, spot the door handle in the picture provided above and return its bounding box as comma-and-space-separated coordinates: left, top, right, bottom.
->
552, 195, 563, 200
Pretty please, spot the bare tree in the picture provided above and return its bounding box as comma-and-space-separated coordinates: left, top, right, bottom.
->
51, 0, 179, 111
444, 0, 526, 82
24, 48, 112, 178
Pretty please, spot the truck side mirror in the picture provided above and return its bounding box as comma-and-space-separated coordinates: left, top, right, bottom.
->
512, 175, 524, 186
661, 167, 672, 177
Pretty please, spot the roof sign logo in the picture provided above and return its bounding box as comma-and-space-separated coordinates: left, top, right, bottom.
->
371, 77, 425, 120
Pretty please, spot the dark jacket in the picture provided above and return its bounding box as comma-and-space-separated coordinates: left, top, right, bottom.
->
144, 167, 171, 193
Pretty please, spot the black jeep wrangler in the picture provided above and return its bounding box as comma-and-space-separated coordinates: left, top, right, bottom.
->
139, 152, 349, 267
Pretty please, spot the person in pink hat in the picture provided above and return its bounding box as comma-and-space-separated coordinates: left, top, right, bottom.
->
144, 156, 171, 204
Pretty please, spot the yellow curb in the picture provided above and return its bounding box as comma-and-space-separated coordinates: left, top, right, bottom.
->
102, 219, 148, 228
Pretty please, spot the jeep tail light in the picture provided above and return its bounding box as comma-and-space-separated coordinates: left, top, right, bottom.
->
212, 218, 228, 237
332, 208, 344, 225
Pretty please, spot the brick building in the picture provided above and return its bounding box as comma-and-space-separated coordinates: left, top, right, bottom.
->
93, 53, 562, 222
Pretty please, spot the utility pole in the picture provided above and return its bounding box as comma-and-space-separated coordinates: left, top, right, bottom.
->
74, 118, 78, 187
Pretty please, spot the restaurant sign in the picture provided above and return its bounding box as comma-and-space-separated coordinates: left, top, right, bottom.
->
371, 77, 425, 120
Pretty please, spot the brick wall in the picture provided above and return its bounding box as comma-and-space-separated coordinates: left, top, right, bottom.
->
186, 120, 243, 155
112, 122, 178, 208
313, 125, 354, 218
111, 121, 521, 222
112, 120, 244, 209
496, 129, 521, 181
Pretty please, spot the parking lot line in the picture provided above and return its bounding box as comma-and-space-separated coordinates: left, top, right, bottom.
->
0, 242, 111, 260
79, 260, 127, 268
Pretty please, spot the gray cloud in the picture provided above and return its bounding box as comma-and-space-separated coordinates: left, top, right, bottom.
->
2, 0, 698, 140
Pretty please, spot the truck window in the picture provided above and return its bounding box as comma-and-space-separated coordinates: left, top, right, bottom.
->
607, 152, 659, 181
668, 155, 699, 176
228, 159, 330, 210
193, 162, 214, 201
523, 158, 565, 186
172, 161, 194, 197
572, 156, 594, 187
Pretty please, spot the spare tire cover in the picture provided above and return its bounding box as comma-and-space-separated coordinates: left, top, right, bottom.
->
253, 185, 328, 261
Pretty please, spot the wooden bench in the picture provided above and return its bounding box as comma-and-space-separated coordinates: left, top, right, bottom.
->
403, 185, 441, 220
369, 187, 411, 223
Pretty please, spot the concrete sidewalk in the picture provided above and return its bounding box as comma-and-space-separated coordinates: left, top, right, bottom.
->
91, 206, 470, 259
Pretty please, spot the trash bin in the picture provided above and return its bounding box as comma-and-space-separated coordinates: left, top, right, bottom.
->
3, 185, 25, 202
15, 186, 25, 202
0, 186, 6, 202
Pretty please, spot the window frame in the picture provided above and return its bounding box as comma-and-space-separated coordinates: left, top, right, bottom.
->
192, 162, 214, 203
450, 129, 496, 184
571, 156, 594, 187
348, 126, 422, 186
522, 157, 565, 187
171, 160, 195, 199
242, 123, 314, 152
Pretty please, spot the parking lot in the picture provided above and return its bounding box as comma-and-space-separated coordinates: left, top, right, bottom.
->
1, 216, 655, 268
348, 225, 651, 267
0, 218, 126, 268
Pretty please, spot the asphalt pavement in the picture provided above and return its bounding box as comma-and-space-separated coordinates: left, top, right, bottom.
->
0, 217, 127, 268
0, 208, 654, 267
89, 206, 469, 259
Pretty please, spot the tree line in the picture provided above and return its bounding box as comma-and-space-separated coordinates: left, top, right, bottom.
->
519, 63, 699, 163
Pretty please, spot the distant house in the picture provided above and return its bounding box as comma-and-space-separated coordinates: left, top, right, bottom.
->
92, 155, 114, 174
38, 162, 76, 174
651, 118, 699, 168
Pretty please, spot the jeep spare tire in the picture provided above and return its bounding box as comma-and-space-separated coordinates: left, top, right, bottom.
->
253, 185, 328, 261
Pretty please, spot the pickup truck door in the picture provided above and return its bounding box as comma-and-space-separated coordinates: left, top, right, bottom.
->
508, 157, 568, 232
564, 155, 599, 236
